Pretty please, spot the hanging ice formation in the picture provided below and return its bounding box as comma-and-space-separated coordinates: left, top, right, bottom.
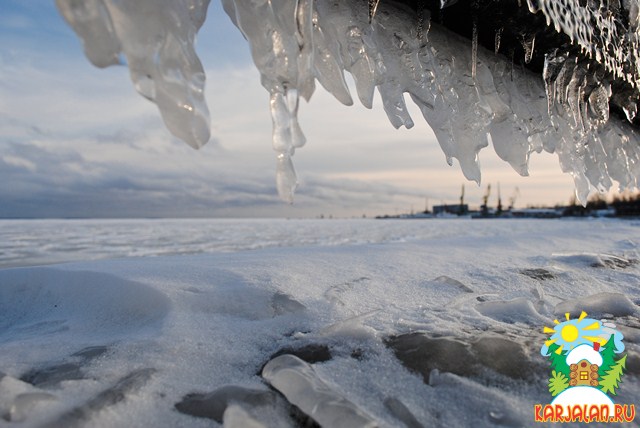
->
58, 0, 640, 204
56, 0, 211, 149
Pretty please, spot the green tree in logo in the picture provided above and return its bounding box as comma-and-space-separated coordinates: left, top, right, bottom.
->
546, 343, 570, 377
549, 370, 569, 396
598, 335, 618, 374
600, 354, 627, 395
546, 343, 571, 396
598, 334, 627, 396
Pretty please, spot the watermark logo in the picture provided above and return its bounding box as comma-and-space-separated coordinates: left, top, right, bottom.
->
535, 311, 635, 423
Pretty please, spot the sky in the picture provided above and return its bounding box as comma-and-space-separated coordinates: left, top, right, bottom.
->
0, 1, 580, 218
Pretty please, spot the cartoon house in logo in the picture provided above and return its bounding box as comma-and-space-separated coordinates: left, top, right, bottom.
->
567, 343, 601, 387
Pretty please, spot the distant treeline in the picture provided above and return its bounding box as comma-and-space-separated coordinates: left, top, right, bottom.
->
563, 190, 640, 217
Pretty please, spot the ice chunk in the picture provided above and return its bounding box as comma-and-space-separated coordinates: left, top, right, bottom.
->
519, 268, 556, 281
175, 385, 276, 423
319, 310, 379, 340
427, 370, 530, 425
262, 354, 377, 428
552, 252, 637, 269
555, 292, 638, 318
470, 335, 533, 380
386, 333, 535, 381
20, 346, 109, 388
48, 368, 156, 428
384, 397, 424, 428
269, 344, 332, 365
475, 297, 546, 325
0, 375, 57, 423
386, 334, 478, 379
223, 405, 267, 428
8, 392, 57, 423
271, 292, 306, 316
432, 276, 474, 293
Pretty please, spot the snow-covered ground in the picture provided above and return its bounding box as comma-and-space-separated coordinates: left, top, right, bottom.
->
0, 219, 639, 427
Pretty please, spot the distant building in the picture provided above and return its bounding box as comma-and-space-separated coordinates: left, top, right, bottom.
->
432, 204, 468, 216
510, 208, 561, 218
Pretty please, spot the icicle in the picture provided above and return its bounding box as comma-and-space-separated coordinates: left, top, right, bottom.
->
566, 65, 587, 130
520, 33, 536, 64
417, 0, 427, 42
543, 50, 565, 114
623, 104, 638, 122
311, 8, 353, 106
368, 0, 380, 23
588, 83, 610, 126
532, 0, 640, 89
295, 0, 316, 102
471, 19, 478, 79
554, 58, 577, 109
57, 0, 212, 149
440, 0, 459, 9
276, 153, 298, 204
56, 0, 121, 68
344, 26, 376, 108
526, 0, 540, 13
494, 27, 503, 54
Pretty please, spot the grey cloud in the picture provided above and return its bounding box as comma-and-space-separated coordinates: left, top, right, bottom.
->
1, 117, 433, 218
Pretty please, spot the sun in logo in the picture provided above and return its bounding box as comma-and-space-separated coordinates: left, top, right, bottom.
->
541, 311, 607, 356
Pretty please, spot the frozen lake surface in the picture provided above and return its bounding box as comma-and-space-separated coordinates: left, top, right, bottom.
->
0, 218, 638, 427
0, 218, 431, 268
4, 217, 630, 269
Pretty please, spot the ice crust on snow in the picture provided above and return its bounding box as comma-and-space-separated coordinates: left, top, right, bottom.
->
58, 0, 640, 204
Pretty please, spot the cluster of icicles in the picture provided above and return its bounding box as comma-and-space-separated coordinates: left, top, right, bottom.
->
528, 0, 640, 90
58, 0, 640, 204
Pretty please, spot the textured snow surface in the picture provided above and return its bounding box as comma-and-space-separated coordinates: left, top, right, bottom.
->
0, 219, 639, 427
58, 0, 640, 204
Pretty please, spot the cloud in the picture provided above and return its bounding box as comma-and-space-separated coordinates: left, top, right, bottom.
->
0, 72, 431, 218
1, 154, 36, 172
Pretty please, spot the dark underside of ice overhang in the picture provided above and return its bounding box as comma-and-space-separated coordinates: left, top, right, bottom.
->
388, 0, 640, 128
